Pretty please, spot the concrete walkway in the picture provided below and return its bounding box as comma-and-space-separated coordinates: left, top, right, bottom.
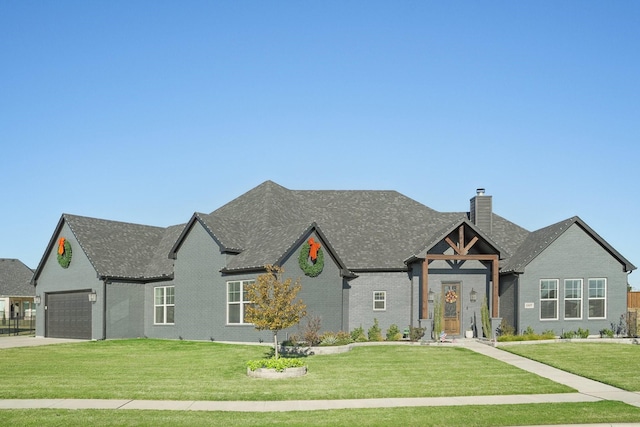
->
1, 336, 639, 418
465, 340, 640, 409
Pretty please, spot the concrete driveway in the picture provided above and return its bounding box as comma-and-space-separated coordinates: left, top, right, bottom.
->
0, 336, 88, 349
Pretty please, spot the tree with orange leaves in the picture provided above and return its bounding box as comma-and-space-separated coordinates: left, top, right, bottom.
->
245, 265, 307, 359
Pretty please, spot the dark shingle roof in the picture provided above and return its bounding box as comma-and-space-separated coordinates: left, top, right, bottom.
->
64, 214, 170, 280
210, 181, 497, 270
0, 259, 34, 296
35, 181, 635, 281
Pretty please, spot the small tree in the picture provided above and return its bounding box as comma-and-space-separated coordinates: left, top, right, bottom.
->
245, 265, 307, 359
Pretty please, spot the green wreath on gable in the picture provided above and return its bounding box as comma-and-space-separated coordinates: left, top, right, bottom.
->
298, 241, 324, 277
57, 238, 72, 269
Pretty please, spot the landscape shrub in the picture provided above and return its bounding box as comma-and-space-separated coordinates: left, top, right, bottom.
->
480, 296, 492, 339
350, 325, 367, 342
496, 318, 515, 337
600, 328, 615, 338
367, 318, 383, 341
301, 315, 322, 346
319, 332, 338, 346
497, 328, 556, 342
561, 328, 589, 339
385, 324, 403, 341
334, 331, 353, 345
282, 334, 301, 347
246, 357, 305, 372
409, 326, 425, 342
432, 295, 443, 340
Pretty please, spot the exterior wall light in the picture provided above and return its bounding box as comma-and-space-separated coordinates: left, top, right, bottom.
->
470, 288, 477, 303
88, 291, 97, 303
34, 295, 41, 304
427, 289, 435, 303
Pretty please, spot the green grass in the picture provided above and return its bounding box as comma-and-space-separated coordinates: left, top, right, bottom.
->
2, 340, 640, 426
1, 401, 640, 426
0, 339, 571, 400
503, 342, 640, 391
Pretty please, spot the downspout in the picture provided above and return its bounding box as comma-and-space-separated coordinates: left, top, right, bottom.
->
409, 267, 414, 329
102, 279, 108, 340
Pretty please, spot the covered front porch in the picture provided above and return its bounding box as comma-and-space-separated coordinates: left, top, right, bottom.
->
408, 220, 503, 340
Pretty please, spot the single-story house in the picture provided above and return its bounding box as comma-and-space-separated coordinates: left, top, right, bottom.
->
0, 258, 35, 324
32, 181, 635, 341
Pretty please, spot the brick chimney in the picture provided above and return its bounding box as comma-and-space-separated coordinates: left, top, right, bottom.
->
470, 188, 492, 233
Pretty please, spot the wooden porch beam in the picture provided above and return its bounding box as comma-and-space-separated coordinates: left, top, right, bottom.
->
462, 236, 479, 255
445, 237, 461, 255
426, 254, 495, 261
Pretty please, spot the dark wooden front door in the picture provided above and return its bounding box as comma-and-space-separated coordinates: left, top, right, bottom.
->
443, 283, 461, 336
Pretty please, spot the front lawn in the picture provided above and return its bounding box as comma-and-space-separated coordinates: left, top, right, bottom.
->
0, 339, 571, 400
503, 342, 640, 391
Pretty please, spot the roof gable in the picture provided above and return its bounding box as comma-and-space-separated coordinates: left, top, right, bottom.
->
34, 214, 171, 283
406, 218, 507, 262
501, 216, 636, 273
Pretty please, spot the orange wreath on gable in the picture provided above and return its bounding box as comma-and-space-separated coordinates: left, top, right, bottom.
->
298, 238, 324, 277
57, 237, 72, 268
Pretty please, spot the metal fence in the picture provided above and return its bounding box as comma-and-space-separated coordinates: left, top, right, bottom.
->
0, 315, 36, 336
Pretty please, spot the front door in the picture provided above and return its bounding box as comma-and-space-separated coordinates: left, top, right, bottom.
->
442, 283, 461, 336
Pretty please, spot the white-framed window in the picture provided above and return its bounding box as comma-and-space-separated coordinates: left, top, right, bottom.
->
588, 278, 606, 319
154, 286, 175, 325
373, 291, 386, 311
540, 279, 558, 320
227, 280, 254, 324
564, 279, 582, 319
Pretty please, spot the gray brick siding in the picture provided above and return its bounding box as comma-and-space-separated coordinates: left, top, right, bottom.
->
517, 224, 629, 336
34, 224, 104, 340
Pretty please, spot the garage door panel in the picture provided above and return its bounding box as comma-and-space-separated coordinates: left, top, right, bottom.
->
46, 291, 92, 339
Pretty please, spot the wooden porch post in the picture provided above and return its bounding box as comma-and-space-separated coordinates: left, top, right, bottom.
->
421, 258, 429, 319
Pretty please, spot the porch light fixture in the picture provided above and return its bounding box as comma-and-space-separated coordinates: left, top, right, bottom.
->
428, 289, 435, 303
88, 290, 97, 303
34, 295, 41, 304
470, 288, 477, 303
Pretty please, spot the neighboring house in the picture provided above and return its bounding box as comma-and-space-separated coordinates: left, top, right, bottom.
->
0, 259, 35, 324
32, 181, 635, 341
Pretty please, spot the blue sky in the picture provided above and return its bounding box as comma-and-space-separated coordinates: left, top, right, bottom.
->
1, 1, 639, 288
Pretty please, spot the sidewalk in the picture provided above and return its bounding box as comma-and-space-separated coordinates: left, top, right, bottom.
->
1, 337, 640, 416
463, 340, 640, 409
